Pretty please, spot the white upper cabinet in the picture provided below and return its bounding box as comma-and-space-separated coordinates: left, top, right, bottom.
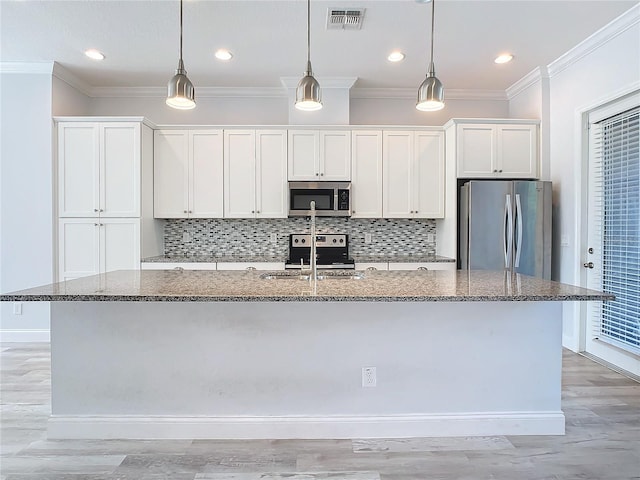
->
154, 129, 223, 218
224, 129, 287, 218
288, 130, 350, 181
351, 130, 383, 218
383, 130, 445, 219
454, 121, 539, 178
58, 122, 140, 217
58, 217, 140, 281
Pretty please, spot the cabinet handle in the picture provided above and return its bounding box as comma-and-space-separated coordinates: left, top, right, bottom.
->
251, 210, 255, 214
499, 169, 503, 173
493, 169, 498, 173
183, 210, 188, 214
94, 208, 98, 212
256, 210, 260, 214
189, 210, 192, 214
417, 266, 429, 271
94, 223, 99, 226
320, 173, 324, 176
315, 173, 319, 176
100, 209, 104, 212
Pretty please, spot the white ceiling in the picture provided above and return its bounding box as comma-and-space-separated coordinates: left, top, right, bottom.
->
1, 0, 636, 93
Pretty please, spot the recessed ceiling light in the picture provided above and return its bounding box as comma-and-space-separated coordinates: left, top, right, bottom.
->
494, 54, 514, 64
388, 51, 405, 62
215, 49, 233, 61
84, 49, 105, 61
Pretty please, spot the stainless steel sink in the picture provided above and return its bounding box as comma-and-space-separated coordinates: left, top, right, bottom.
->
260, 271, 365, 281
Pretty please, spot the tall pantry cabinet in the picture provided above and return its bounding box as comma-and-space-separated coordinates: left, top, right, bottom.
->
56, 118, 162, 281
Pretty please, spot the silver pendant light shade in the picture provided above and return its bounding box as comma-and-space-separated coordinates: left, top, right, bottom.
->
295, 0, 322, 111
416, 0, 444, 112
166, 0, 195, 110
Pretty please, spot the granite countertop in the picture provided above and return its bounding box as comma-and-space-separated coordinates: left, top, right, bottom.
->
142, 254, 455, 263
0, 270, 613, 303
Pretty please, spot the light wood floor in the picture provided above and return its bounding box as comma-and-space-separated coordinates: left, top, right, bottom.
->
1, 343, 639, 480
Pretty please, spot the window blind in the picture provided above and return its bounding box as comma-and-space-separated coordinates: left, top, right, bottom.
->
590, 106, 640, 355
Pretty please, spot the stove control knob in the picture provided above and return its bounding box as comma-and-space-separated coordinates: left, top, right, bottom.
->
333, 238, 337, 243
340, 238, 344, 243
301, 238, 306, 244
294, 238, 299, 243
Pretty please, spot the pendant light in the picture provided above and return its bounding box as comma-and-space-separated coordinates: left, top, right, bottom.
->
295, 0, 322, 111
166, 0, 195, 110
416, 0, 444, 112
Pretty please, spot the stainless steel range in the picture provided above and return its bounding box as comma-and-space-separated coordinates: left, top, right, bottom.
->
285, 234, 355, 270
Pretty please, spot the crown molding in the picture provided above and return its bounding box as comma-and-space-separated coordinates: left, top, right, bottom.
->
547, 3, 639, 78
52, 62, 93, 96
350, 88, 507, 101
506, 66, 549, 100
0, 62, 54, 74
280, 76, 358, 89
90, 86, 288, 98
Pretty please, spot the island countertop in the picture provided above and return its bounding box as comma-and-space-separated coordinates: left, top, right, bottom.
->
0, 269, 613, 302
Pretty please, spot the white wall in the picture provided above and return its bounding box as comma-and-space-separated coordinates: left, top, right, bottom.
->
547, 8, 639, 350
351, 97, 509, 126
52, 75, 91, 116
0, 72, 54, 341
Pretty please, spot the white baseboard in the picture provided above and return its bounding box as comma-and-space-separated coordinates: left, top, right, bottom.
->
0, 329, 50, 342
48, 412, 566, 440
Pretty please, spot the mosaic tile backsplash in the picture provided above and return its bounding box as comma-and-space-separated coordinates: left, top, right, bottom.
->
164, 218, 437, 257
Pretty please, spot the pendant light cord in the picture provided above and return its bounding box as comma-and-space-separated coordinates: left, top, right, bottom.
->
179, 0, 184, 62
429, 0, 435, 67
307, 0, 311, 65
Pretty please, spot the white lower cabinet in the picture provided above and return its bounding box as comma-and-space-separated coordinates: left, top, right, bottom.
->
141, 262, 216, 270
58, 218, 140, 281
216, 262, 285, 271
388, 262, 456, 271
355, 263, 388, 271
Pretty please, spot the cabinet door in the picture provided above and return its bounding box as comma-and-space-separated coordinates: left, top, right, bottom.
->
101, 123, 140, 217
58, 123, 100, 217
288, 130, 319, 180
383, 131, 413, 218
351, 131, 382, 218
497, 124, 538, 178
224, 130, 256, 218
190, 130, 224, 218
320, 131, 351, 180
154, 130, 189, 218
256, 130, 287, 218
58, 218, 100, 281
456, 124, 496, 178
414, 131, 445, 218
101, 218, 140, 273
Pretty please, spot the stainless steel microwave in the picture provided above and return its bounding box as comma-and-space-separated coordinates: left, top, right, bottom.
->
288, 182, 351, 217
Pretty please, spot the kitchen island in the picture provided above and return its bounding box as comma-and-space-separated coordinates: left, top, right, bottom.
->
2, 269, 612, 440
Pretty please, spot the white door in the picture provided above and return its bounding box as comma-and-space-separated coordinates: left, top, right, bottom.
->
224, 130, 256, 218
100, 123, 140, 217
154, 130, 189, 218
497, 124, 538, 178
288, 130, 318, 180
58, 123, 100, 217
320, 131, 351, 180
383, 131, 413, 218
190, 130, 224, 218
58, 218, 100, 281
414, 131, 445, 218
101, 218, 140, 273
351, 131, 382, 218
256, 130, 287, 218
456, 124, 495, 178
584, 100, 639, 376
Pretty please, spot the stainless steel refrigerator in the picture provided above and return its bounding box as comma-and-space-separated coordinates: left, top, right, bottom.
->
459, 180, 552, 279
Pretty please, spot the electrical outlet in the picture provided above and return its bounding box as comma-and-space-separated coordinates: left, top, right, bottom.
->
182, 231, 191, 242
13, 302, 22, 315
270, 233, 278, 243
427, 233, 436, 243
364, 233, 372, 244
362, 366, 377, 387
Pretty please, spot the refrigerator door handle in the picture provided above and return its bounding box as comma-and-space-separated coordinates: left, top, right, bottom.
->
504, 194, 513, 268
515, 194, 523, 268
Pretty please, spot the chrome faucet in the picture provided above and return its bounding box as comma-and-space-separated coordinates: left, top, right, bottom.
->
309, 201, 318, 289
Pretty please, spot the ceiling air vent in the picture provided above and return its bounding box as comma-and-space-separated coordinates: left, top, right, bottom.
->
326, 8, 365, 30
